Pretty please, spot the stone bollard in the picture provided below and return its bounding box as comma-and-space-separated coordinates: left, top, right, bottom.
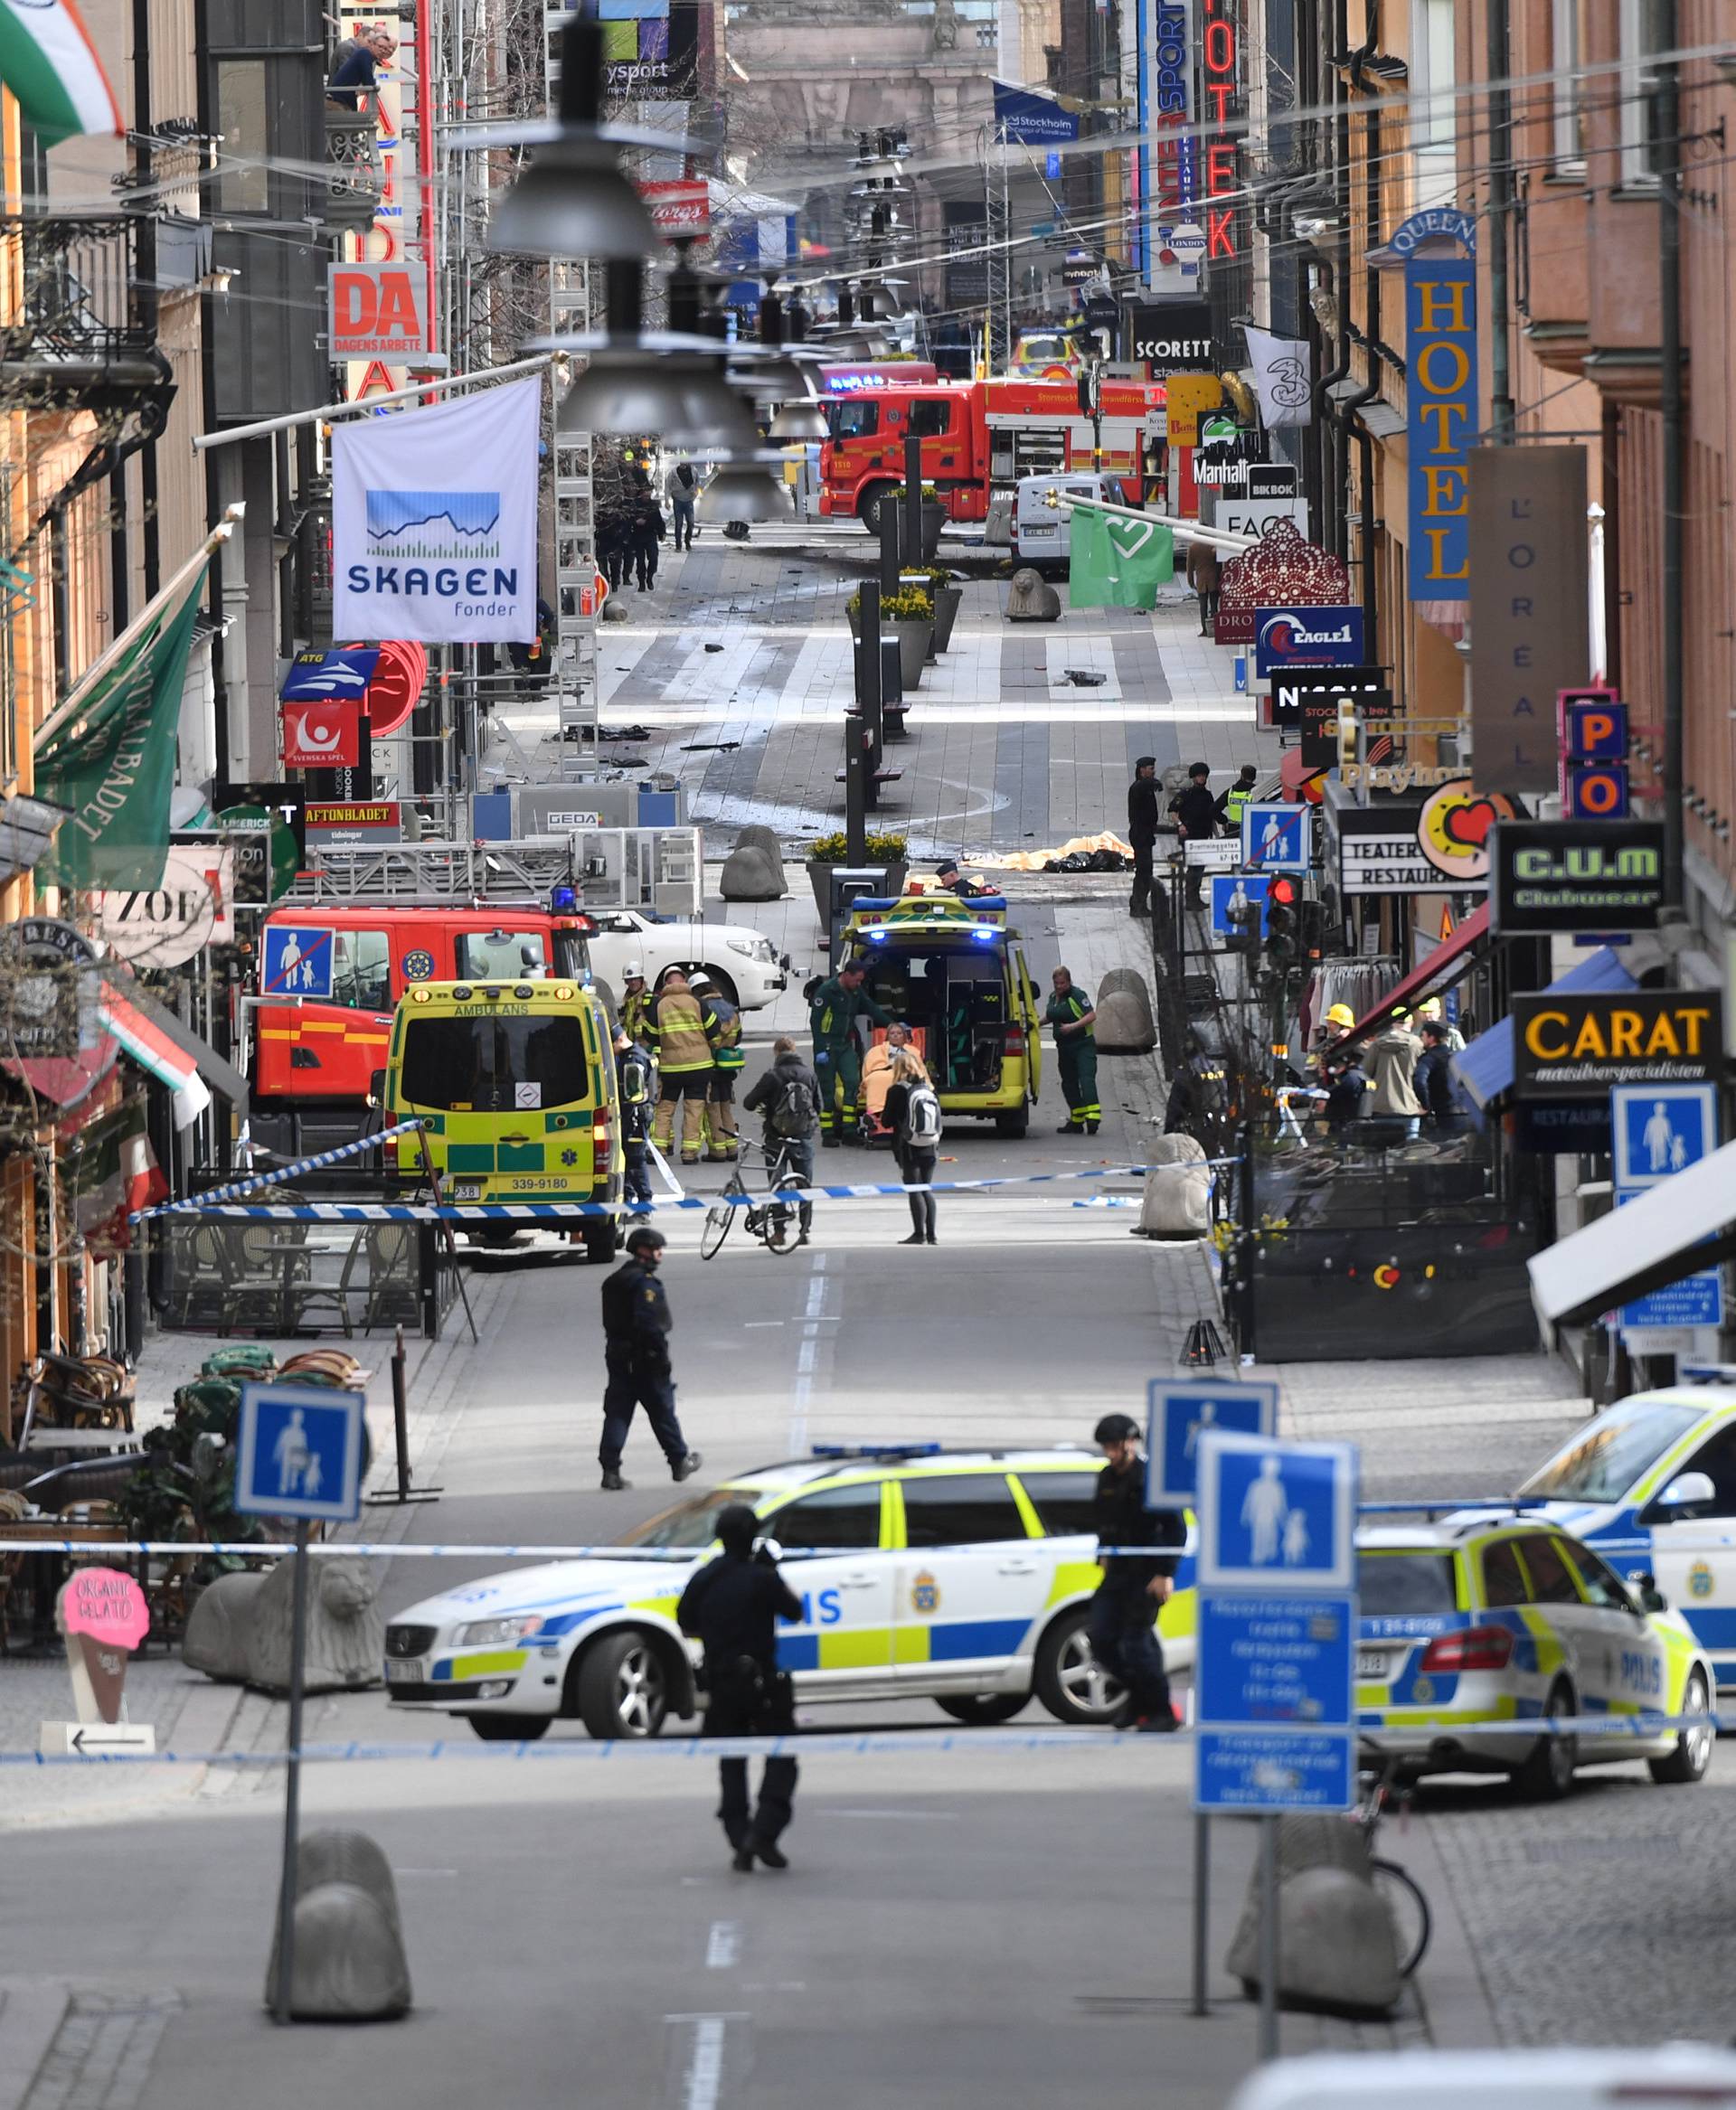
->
242, 1555, 383, 1695
1097, 966, 1148, 1004
266, 1830, 412, 2021
1223, 1814, 1401, 2017
1005, 568, 1062, 622
600, 596, 630, 622
719, 843, 785, 901
1136, 1134, 1213, 1239
733, 825, 788, 897
1093, 975, 1158, 1054
182, 1570, 269, 1682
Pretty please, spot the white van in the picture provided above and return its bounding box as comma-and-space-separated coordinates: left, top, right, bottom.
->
1228, 2047, 1736, 2110
1011, 471, 1137, 574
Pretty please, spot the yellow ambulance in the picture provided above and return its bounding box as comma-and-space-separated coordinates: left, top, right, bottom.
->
383, 977, 622, 1260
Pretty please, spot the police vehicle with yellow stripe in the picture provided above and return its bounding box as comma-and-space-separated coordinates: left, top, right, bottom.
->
382, 1445, 1197, 1740
1354, 1515, 1713, 1796
1495, 1378, 1736, 1691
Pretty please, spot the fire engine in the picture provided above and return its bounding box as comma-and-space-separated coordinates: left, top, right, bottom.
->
818, 375, 1166, 530
245, 841, 597, 1163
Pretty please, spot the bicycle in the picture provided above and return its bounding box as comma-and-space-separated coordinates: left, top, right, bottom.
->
1352, 1742, 1432, 1978
699, 1140, 807, 1259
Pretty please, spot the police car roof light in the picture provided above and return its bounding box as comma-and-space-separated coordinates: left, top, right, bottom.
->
810, 1442, 943, 1460
1356, 1497, 1547, 1519
1679, 1364, 1736, 1384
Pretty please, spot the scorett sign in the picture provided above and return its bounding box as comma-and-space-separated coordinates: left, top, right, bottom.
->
1490, 820, 1666, 937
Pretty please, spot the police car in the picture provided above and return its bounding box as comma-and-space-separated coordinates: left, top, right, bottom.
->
1496, 1377, 1736, 1691
1356, 1515, 1714, 1796
382, 1445, 1195, 1740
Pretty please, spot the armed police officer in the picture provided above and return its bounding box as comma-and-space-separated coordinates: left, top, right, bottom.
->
598, 1226, 702, 1492
677, 1502, 803, 1871
1090, 1412, 1186, 1732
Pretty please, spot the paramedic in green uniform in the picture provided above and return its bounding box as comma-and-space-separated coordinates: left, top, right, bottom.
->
808, 960, 892, 1145
1046, 966, 1099, 1135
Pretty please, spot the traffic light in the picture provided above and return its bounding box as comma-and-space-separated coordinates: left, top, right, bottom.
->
1265, 876, 1298, 968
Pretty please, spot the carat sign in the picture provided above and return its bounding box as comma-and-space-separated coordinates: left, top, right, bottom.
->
328, 264, 429, 361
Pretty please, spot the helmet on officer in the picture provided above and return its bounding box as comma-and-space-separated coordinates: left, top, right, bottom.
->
625, 1226, 665, 1261
624, 960, 646, 983
716, 1502, 759, 1558
688, 972, 712, 993
1326, 1003, 1355, 1030
1094, 1412, 1141, 1446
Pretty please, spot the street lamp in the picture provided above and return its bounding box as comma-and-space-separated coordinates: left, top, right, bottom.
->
548, 259, 760, 448
486, 14, 657, 261
696, 456, 795, 523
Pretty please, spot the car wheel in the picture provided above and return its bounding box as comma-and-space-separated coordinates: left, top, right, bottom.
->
1034, 1608, 1124, 1726
936, 1692, 1031, 1726
1649, 1668, 1713, 1784
464, 1714, 550, 1742
583, 1219, 620, 1264
1510, 1679, 1578, 1801
995, 1107, 1030, 1137
576, 1630, 670, 1740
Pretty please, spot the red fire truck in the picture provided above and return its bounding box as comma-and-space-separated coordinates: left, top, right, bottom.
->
818, 375, 1167, 529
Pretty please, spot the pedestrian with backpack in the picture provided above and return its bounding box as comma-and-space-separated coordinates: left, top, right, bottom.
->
882, 1047, 942, 1247
742, 1037, 822, 1244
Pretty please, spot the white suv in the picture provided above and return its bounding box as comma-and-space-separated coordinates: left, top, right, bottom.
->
584, 907, 789, 1011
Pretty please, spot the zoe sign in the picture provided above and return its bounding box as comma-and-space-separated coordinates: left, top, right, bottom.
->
328, 264, 429, 361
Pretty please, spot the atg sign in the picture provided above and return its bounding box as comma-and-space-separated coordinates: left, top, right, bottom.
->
1490, 820, 1666, 936
333, 378, 541, 644
1253, 605, 1364, 679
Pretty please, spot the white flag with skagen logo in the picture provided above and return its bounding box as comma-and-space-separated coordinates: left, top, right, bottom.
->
332, 378, 542, 644
1243, 325, 1314, 428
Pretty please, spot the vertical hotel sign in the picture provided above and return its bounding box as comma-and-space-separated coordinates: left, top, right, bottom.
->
1398, 209, 1477, 603
1201, 0, 1239, 266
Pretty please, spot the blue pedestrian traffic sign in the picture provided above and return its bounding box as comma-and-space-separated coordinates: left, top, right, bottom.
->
1197, 1592, 1354, 1727
1240, 803, 1309, 874
235, 1382, 365, 1522
1197, 1433, 1357, 1593
1209, 873, 1273, 939
1194, 1729, 1354, 1813
1611, 1082, 1717, 1191
1146, 1380, 1278, 1507
261, 925, 334, 999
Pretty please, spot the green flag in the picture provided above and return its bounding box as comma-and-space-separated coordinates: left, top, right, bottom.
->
35, 561, 210, 891
1068, 506, 1175, 609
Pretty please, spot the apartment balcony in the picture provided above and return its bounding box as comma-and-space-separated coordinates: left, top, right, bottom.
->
324, 110, 384, 235
0, 213, 166, 410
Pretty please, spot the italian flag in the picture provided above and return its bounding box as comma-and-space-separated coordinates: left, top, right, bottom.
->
0, 0, 121, 147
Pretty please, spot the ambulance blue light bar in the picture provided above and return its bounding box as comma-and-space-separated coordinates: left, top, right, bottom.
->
811, 1443, 942, 1460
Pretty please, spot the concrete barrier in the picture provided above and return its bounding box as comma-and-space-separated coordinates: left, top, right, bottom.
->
1136, 1134, 1212, 1239
732, 825, 788, 897
267, 1830, 412, 2021
1006, 569, 1062, 623
719, 842, 786, 901
1224, 1814, 1401, 2017
233, 1555, 383, 1695
182, 1570, 268, 1682
1094, 976, 1158, 1054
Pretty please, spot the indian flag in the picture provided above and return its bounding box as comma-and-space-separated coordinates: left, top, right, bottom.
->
0, 0, 121, 148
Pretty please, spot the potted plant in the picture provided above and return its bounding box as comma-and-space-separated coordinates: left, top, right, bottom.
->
884, 482, 948, 560
881, 585, 934, 687
914, 565, 964, 655
805, 829, 910, 921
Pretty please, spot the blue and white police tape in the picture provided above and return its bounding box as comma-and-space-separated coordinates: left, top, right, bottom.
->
21, 1538, 1178, 1560
131, 1120, 428, 1223
131, 1159, 1234, 1224
2, 1710, 1725, 1766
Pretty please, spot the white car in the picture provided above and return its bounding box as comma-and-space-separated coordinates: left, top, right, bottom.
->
382, 1444, 1187, 1741
1011, 471, 1137, 574
583, 907, 789, 1011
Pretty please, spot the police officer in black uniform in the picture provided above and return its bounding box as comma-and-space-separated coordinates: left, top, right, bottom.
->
1090, 1412, 1187, 1732
677, 1502, 803, 1870
599, 1226, 703, 1491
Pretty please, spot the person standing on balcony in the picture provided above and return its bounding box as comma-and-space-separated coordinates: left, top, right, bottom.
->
329, 24, 397, 109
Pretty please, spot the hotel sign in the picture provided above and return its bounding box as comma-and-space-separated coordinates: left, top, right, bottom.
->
1404, 224, 1477, 602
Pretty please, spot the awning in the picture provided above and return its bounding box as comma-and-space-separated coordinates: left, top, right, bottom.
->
1327, 903, 1490, 1053
1530, 1139, 1736, 1326
1452, 946, 1637, 1110
99, 986, 249, 1132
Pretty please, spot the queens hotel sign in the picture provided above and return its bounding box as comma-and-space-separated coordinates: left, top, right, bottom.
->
1399, 209, 1477, 603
